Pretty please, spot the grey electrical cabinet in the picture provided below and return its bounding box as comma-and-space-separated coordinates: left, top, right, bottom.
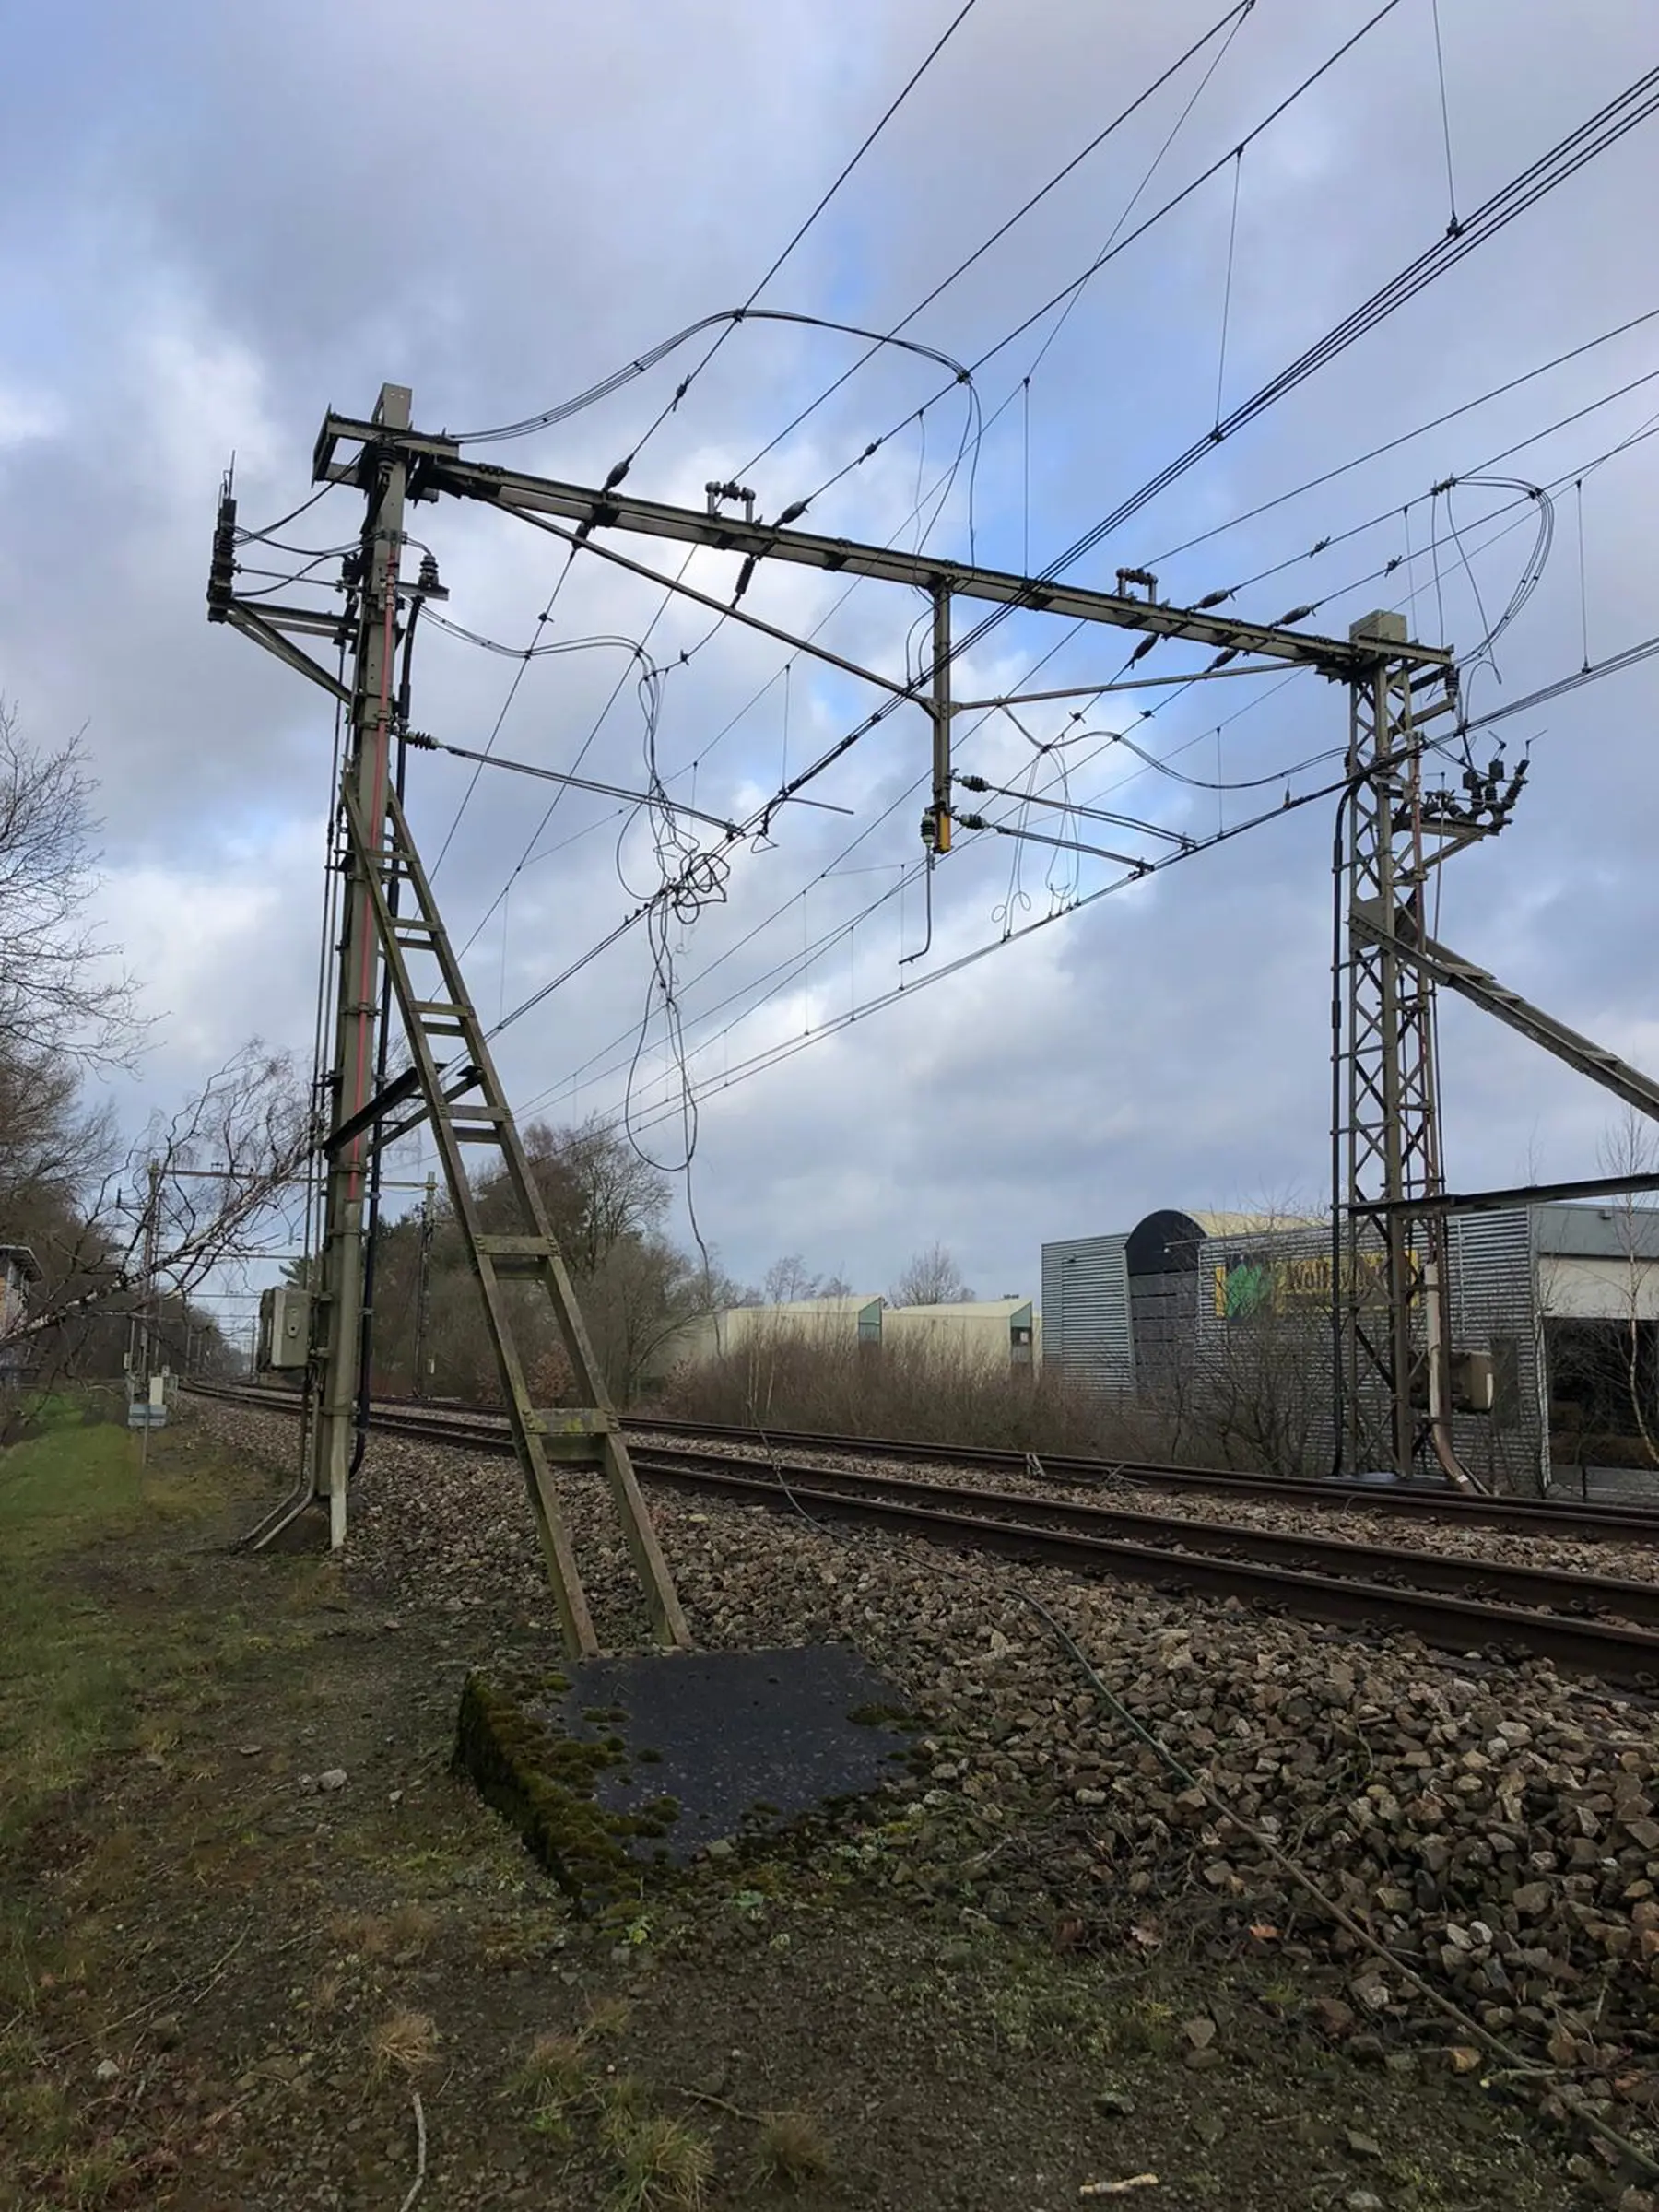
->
258, 1284, 311, 1371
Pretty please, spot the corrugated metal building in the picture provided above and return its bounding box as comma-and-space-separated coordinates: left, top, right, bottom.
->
883, 1297, 1039, 1372
677, 1296, 884, 1365
1041, 1203, 1659, 1492
1041, 1234, 1133, 1393
679, 1294, 1040, 1373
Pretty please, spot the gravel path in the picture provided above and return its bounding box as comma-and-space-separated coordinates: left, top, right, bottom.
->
199, 1394, 1659, 2138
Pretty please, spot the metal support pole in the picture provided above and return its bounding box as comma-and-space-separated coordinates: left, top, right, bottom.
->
927, 586, 952, 856
413, 1171, 436, 1398
137, 1159, 161, 1463
1337, 611, 1454, 1477
308, 382, 409, 1544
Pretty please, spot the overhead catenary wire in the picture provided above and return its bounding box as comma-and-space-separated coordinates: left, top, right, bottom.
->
506, 429, 1646, 1131
912, 376, 1659, 859
450, 304, 990, 965
1016, 2, 1255, 396
771, 0, 1411, 525
382, 39, 1659, 1194
1459, 631, 1659, 735
545, 30, 1654, 951
458, 383, 993, 971
1213, 146, 1244, 429
1009, 62, 1659, 600
406, 733, 744, 836
734, 0, 1257, 477
496, 345, 1659, 1070
526, 393, 1659, 1129
1429, 0, 1461, 234
448, 0, 984, 452
445, 6, 1254, 485
616, 763, 1382, 1139
524, 599, 1659, 1140
428, 6, 1413, 1102
777, 47, 1659, 686
433, 309, 985, 891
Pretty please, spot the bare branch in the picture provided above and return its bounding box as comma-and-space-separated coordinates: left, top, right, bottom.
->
889, 1241, 973, 1308
0, 702, 143, 1067
0, 1041, 312, 1354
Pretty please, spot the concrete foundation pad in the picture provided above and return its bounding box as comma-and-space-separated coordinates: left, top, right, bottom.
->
455, 1644, 914, 1902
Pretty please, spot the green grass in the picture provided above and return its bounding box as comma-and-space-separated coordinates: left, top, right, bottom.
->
0, 1416, 258, 2202
0, 1414, 300, 2206
0, 1419, 214, 1855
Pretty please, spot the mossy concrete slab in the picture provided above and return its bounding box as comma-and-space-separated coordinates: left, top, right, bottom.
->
455, 1645, 913, 1902
557, 1645, 913, 1862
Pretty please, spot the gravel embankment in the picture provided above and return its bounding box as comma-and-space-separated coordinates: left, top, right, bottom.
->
198, 1394, 1659, 2126
347, 1404, 1659, 1583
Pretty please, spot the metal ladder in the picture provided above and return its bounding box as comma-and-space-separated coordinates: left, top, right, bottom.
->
341, 777, 690, 1659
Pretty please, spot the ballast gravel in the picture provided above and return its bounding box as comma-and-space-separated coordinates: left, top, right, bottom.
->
196, 1395, 1659, 2133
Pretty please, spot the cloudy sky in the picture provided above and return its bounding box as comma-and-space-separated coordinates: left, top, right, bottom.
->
3, 0, 1656, 1318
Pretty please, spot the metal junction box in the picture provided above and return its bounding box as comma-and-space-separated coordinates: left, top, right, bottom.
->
258, 1284, 312, 1371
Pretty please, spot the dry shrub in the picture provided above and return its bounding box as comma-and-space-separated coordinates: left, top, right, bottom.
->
515, 2032, 590, 2101
515, 2031, 593, 2142
753, 2110, 831, 2187
583, 1994, 631, 2039
648, 1306, 1362, 1478
596, 2072, 652, 2149
367, 2009, 437, 2077
327, 1911, 392, 1959
608, 2112, 714, 2210
651, 1327, 1168, 1458
387, 1902, 439, 1956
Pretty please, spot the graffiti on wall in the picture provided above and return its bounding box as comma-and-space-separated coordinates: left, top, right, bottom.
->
1212, 1247, 1417, 1319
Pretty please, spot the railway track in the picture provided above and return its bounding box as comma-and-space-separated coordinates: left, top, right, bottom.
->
189, 1382, 1659, 1682
629, 1415, 1659, 1539
189, 1381, 1659, 1540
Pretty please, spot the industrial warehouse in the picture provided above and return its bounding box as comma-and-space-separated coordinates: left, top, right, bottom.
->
678, 1291, 1040, 1372
1044, 1203, 1659, 1492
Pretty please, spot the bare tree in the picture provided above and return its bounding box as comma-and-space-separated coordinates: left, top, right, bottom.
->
0, 1046, 115, 1224
530, 1114, 671, 1275
584, 1235, 730, 1402
1594, 1110, 1659, 1466
0, 1042, 312, 1362
889, 1241, 973, 1307
371, 1118, 733, 1406
759, 1253, 852, 1305
0, 703, 139, 1066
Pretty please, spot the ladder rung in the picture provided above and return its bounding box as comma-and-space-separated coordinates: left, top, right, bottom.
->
475, 1234, 554, 1276
533, 1407, 618, 1460
414, 1001, 467, 1018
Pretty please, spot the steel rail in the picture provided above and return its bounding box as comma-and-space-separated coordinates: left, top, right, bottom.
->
620, 1414, 1659, 1535
626, 1445, 1659, 1628
186, 1382, 1659, 1538
188, 1384, 1659, 1679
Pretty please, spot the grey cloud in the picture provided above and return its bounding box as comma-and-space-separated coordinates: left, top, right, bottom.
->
1, 0, 1655, 1303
